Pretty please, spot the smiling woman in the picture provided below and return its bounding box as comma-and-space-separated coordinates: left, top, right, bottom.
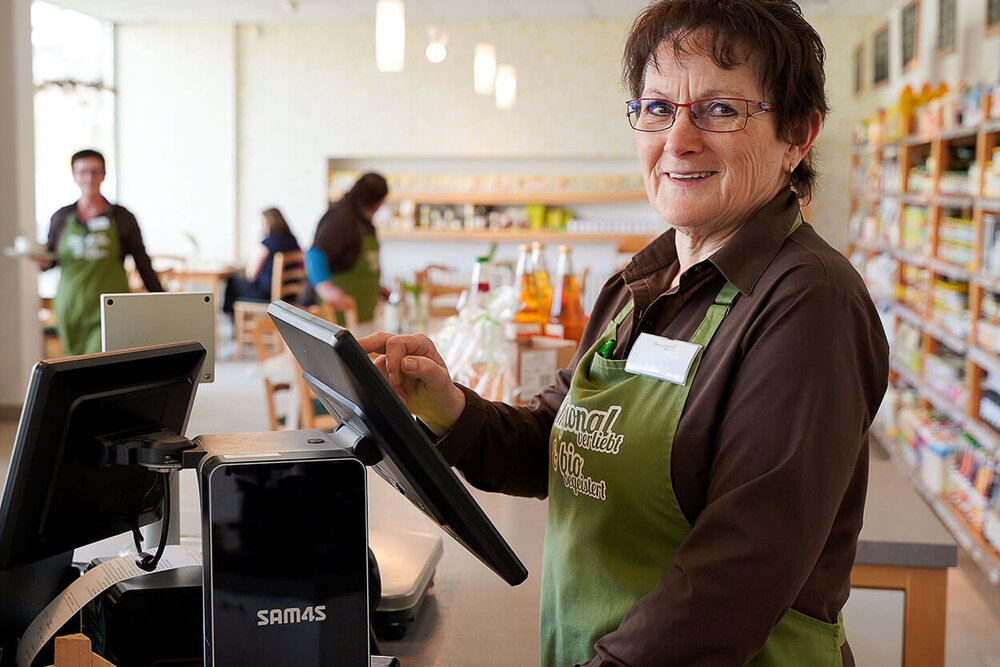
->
356, 1, 889, 666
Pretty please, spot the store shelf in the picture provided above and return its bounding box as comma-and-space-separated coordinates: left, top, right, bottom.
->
854, 107, 1000, 585
870, 428, 1000, 585
379, 228, 656, 250
386, 190, 648, 205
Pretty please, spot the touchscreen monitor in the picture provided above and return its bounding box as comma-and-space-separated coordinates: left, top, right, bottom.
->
267, 301, 527, 586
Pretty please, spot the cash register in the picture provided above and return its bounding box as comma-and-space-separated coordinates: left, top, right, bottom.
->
0, 302, 527, 666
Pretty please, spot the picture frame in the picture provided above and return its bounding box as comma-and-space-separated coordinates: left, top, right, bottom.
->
901, 1, 919, 71
873, 24, 889, 86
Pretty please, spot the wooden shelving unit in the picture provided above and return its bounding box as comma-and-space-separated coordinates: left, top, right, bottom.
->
849, 99, 1000, 582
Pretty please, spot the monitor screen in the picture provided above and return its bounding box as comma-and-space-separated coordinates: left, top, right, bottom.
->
267, 301, 528, 586
0, 342, 206, 571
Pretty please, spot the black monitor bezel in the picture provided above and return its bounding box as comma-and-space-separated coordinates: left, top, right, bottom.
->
0, 343, 206, 572
267, 301, 527, 586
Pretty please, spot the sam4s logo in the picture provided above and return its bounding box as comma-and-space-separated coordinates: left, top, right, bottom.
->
256, 605, 327, 626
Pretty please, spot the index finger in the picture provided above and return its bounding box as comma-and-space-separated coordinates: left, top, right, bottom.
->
357, 331, 394, 355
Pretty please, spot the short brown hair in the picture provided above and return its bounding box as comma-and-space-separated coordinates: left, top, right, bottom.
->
622, 0, 828, 202
71, 148, 106, 172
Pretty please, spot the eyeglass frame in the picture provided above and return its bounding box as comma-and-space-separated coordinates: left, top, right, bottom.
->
626, 97, 777, 133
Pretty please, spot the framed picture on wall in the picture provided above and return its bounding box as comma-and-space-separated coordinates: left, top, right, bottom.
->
937, 0, 956, 52
853, 42, 864, 95
901, 1, 919, 70
873, 25, 889, 86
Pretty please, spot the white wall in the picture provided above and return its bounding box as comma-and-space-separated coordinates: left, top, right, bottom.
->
115, 13, 903, 267
0, 0, 42, 410
117, 23, 237, 262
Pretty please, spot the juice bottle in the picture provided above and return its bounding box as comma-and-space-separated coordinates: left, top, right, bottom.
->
546, 245, 586, 343
531, 241, 553, 319
508, 243, 543, 339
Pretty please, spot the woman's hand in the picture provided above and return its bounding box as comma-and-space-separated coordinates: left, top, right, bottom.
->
358, 331, 466, 437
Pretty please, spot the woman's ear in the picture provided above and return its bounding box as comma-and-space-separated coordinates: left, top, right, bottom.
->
785, 110, 822, 174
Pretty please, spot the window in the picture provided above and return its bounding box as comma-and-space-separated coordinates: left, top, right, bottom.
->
873, 25, 889, 86
31, 2, 117, 241
901, 1, 919, 70
937, 0, 956, 52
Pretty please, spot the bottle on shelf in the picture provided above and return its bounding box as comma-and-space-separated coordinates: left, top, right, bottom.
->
530, 241, 553, 319
460, 255, 492, 313
546, 244, 586, 343
383, 276, 406, 334
508, 243, 543, 340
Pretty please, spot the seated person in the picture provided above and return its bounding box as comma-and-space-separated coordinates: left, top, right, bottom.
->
223, 207, 300, 314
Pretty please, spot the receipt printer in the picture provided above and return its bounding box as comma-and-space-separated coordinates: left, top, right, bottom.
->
196, 430, 371, 666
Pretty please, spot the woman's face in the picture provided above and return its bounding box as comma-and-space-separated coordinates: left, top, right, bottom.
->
634, 41, 807, 236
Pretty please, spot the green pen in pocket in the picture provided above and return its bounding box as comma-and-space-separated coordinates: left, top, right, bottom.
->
597, 339, 615, 359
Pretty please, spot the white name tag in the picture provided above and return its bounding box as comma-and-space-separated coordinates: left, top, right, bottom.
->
624, 332, 702, 385
88, 215, 111, 231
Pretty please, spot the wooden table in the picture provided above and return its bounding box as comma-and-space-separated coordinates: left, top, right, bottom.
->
851, 454, 958, 667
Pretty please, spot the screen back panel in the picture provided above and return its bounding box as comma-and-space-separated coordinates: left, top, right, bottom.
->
267, 301, 527, 586
101, 292, 216, 382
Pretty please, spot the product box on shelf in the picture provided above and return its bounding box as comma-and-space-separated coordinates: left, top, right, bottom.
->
512, 336, 577, 404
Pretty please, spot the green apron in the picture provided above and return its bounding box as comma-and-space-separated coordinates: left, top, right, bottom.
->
54, 211, 130, 355
330, 232, 380, 323
541, 216, 845, 666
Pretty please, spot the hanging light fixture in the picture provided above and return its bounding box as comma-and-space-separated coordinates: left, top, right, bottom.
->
495, 63, 516, 110
425, 25, 448, 64
375, 0, 405, 72
473, 43, 497, 95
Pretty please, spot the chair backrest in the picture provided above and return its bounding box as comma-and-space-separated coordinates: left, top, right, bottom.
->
270, 250, 307, 302
416, 264, 465, 317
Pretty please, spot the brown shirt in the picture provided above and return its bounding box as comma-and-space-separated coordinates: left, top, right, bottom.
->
312, 198, 376, 274
438, 189, 889, 665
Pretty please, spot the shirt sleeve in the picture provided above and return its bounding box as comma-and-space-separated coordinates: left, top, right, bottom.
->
583, 276, 888, 665
115, 206, 163, 292
305, 246, 332, 286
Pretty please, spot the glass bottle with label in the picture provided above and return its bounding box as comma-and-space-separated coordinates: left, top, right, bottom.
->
508, 243, 543, 340
546, 244, 586, 343
531, 241, 553, 320
459, 255, 492, 313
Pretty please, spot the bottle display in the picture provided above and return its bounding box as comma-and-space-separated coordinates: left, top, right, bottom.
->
546, 244, 586, 343
508, 244, 543, 340
531, 241, 553, 319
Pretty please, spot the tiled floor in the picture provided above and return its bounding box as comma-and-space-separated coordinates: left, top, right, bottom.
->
4, 358, 1000, 664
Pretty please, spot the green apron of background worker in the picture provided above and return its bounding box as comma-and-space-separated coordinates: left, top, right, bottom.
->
542, 216, 844, 666
329, 232, 380, 323
54, 211, 130, 356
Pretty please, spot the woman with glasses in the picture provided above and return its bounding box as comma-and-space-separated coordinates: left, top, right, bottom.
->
362, 0, 888, 664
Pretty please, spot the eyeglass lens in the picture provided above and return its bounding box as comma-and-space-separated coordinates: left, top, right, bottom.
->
627, 98, 752, 132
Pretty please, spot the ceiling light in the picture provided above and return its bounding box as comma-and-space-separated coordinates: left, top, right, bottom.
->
473, 43, 497, 95
375, 0, 405, 73
425, 25, 447, 64
495, 63, 516, 110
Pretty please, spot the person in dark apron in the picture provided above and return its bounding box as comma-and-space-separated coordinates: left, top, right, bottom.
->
361, 1, 889, 665
305, 172, 387, 323
38, 149, 163, 355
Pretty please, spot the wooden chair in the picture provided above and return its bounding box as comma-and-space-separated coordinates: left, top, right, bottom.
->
233, 249, 306, 360
415, 264, 465, 317
251, 307, 339, 432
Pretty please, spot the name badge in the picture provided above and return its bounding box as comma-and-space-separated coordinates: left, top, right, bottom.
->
624, 332, 702, 385
88, 216, 110, 231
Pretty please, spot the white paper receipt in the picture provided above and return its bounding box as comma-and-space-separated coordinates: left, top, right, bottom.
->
16, 545, 202, 667
624, 332, 702, 385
